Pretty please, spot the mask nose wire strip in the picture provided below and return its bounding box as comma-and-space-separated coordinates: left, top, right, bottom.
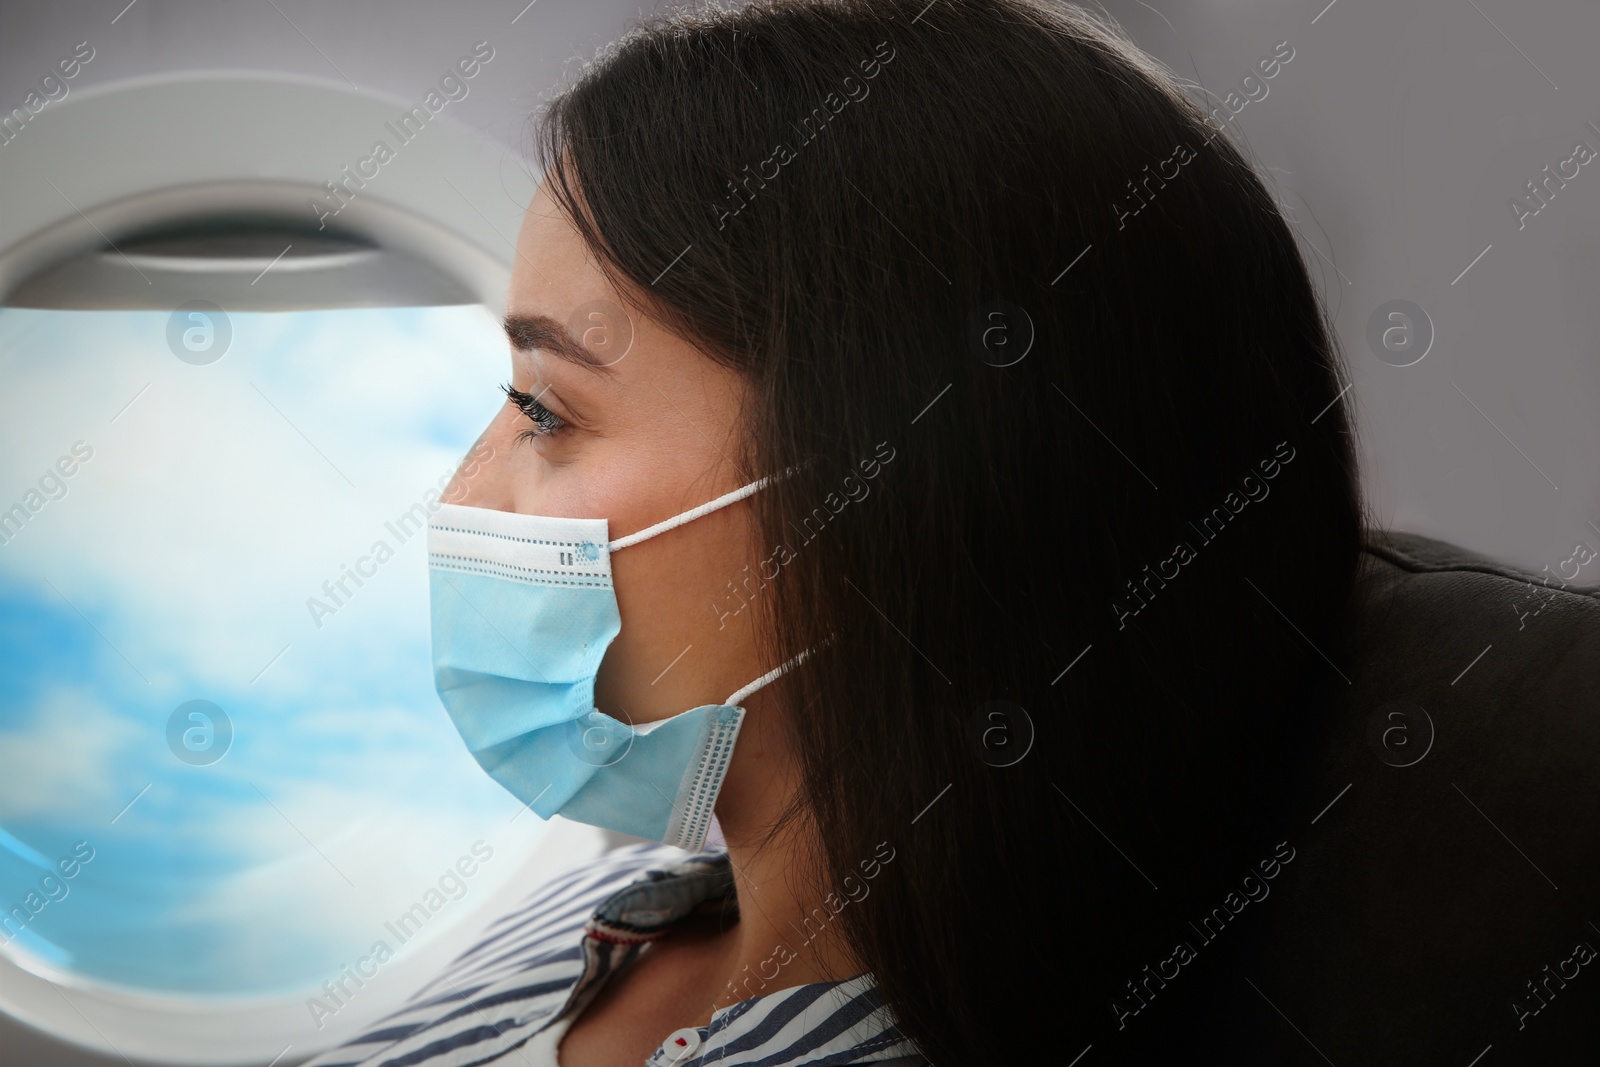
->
724, 646, 814, 707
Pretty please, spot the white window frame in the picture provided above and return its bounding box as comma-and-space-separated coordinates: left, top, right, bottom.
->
0, 70, 616, 1067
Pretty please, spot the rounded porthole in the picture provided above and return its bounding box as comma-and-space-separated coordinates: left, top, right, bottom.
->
0, 74, 608, 1066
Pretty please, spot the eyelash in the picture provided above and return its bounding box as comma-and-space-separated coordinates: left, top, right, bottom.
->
501, 383, 569, 443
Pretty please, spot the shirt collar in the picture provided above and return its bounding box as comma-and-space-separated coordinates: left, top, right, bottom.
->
576, 848, 919, 1066
586, 848, 737, 943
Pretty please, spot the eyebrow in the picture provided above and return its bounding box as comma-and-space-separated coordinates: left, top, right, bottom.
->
502, 312, 616, 377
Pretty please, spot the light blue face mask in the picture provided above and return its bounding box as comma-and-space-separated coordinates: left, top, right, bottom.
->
426, 476, 807, 853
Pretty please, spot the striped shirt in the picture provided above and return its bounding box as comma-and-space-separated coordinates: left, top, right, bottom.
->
301, 843, 925, 1067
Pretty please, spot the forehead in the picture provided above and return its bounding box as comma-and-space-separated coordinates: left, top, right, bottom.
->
502, 178, 755, 444
512, 181, 611, 309
509, 181, 655, 377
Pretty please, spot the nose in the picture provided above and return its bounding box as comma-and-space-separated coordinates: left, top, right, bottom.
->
441, 407, 520, 511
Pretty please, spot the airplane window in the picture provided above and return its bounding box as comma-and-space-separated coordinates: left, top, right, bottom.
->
0, 304, 548, 1011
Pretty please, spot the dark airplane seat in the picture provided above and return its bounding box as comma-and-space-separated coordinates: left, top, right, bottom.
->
1152, 530, 1600, 1064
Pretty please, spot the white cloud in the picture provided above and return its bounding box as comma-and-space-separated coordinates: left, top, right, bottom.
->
0, 305, 560, 995
0, 305, 508, 697
0, 685, 145, 821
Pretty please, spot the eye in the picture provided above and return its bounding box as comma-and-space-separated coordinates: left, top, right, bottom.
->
501, 382, 569, 442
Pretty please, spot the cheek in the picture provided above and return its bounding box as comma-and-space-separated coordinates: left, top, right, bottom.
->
611, 497, 756, 606
602, 477, 764, 702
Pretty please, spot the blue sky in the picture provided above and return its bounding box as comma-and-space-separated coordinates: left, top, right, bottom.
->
0, 305, 552, 998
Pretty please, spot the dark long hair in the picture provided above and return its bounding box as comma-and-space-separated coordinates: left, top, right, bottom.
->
532, 0, 1364, 1060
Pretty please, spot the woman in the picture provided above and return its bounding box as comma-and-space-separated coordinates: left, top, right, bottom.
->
305, 0, 1363, 1063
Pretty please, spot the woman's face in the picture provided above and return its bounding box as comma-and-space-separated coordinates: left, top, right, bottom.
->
447, 181, 766, 725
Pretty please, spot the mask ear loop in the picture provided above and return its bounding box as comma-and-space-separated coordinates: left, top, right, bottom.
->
601, 462, 819, 704
605, 464, 806, 552
725, 645, 815, 707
